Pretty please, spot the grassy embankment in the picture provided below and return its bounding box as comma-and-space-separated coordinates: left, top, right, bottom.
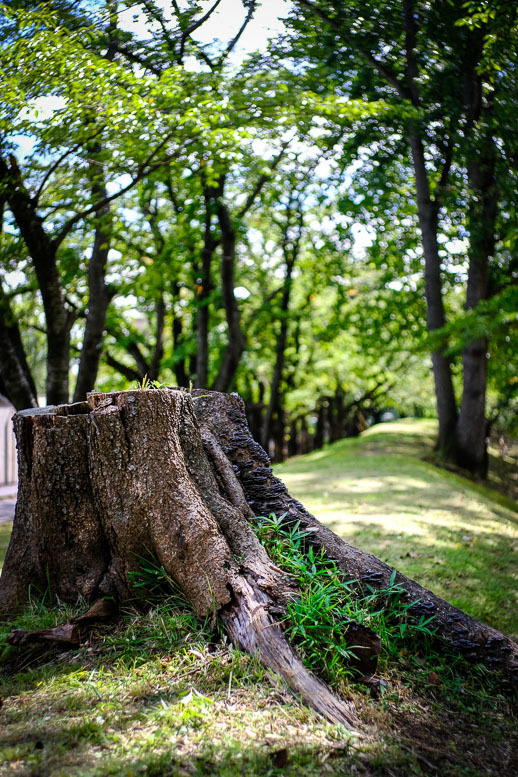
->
0, 419, 517, 777
275, 418, 518, 636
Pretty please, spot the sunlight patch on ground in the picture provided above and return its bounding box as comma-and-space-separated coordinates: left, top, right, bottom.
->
275, 419, 518, 635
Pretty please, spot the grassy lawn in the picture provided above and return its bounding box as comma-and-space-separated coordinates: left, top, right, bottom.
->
275, 419, 518, 637
0, 419, 517, 777
0, 523, 11, 569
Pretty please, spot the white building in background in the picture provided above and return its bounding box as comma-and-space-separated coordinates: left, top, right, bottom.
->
0, 395, 17, 486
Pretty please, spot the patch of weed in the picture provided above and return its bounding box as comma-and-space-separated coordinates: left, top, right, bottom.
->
254, 513, 435, 688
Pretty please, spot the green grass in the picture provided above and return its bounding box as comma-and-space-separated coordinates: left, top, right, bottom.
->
0, 523, 11, 568
275, 419, 518, 636
0, 418, 517, 776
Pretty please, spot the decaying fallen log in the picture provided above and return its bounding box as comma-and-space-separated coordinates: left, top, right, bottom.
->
7, 597, 117, 647
0, 388, 516, 730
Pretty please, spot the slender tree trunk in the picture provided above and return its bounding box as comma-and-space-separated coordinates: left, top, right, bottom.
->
408, 135, 458, 454
329, 387, 345, 443
402, 1, 458, 455
172, 283, 188, 387
288, 419, 298, 457
271, 412, 286, 462
299, 416, 311, 454
314, 401, 326, 449
0, 281, 38, 410
454, 101, 496, 476
73, 177, 113, 402
195, 185, 220, 388
149, 294, 166, 381
261, 259, 295, 449
211, 199, 246, 392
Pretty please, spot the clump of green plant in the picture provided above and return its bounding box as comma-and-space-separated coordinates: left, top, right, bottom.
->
128, 554, 192, 609
134, 375, 169, 390
254, 513, 436, 688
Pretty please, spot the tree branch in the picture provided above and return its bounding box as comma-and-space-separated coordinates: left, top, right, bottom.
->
112, 42, 163, 76
294, 0, 409, 99
54, 133, 198, 248
217, 0, 257, 65
237, 139, 291, 220
403, 0, 420, 107
179, 0, 224, 63
104, 352, 142, 383
33, 145, 83, 207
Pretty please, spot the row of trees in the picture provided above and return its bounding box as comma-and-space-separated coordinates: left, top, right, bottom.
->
0, 0, 517, 471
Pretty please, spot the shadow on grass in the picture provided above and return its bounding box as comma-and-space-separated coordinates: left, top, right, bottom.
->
1, 647, 517, 777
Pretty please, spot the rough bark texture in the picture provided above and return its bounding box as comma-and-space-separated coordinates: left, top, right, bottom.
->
454, 95, 496, 477
0, 287, 38, 411
193, 390, 518, 684
0, 156, 73, 405
0, 389, 356, 727
0, 402, 108, 608
407, 134, 458, 456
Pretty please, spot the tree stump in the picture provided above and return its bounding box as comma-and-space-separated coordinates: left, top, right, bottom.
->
0, 389, 356, 726
1, 388, 517, 729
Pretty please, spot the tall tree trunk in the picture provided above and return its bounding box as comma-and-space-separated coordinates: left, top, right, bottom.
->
195, 185, 220, 388
329, 387, 345, 443
402, 1, 458, 455
172, 283, 188, 387
261, 259, 295, 450
0, 157, 73, 404
408, 137, 458, 455
314, 400, 326, 450
454, 98, 496, 476
73, 177, 113, 402
211, 199, 246, 392
0, 280, 38, 410
149, 294, 166, 381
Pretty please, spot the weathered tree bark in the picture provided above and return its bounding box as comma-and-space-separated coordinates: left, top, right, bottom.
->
1, 389, 516, 734
0, 389, 356, 726
0, 280, 38, 410
0, 156, 75, 405
454, 80, 496, 477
